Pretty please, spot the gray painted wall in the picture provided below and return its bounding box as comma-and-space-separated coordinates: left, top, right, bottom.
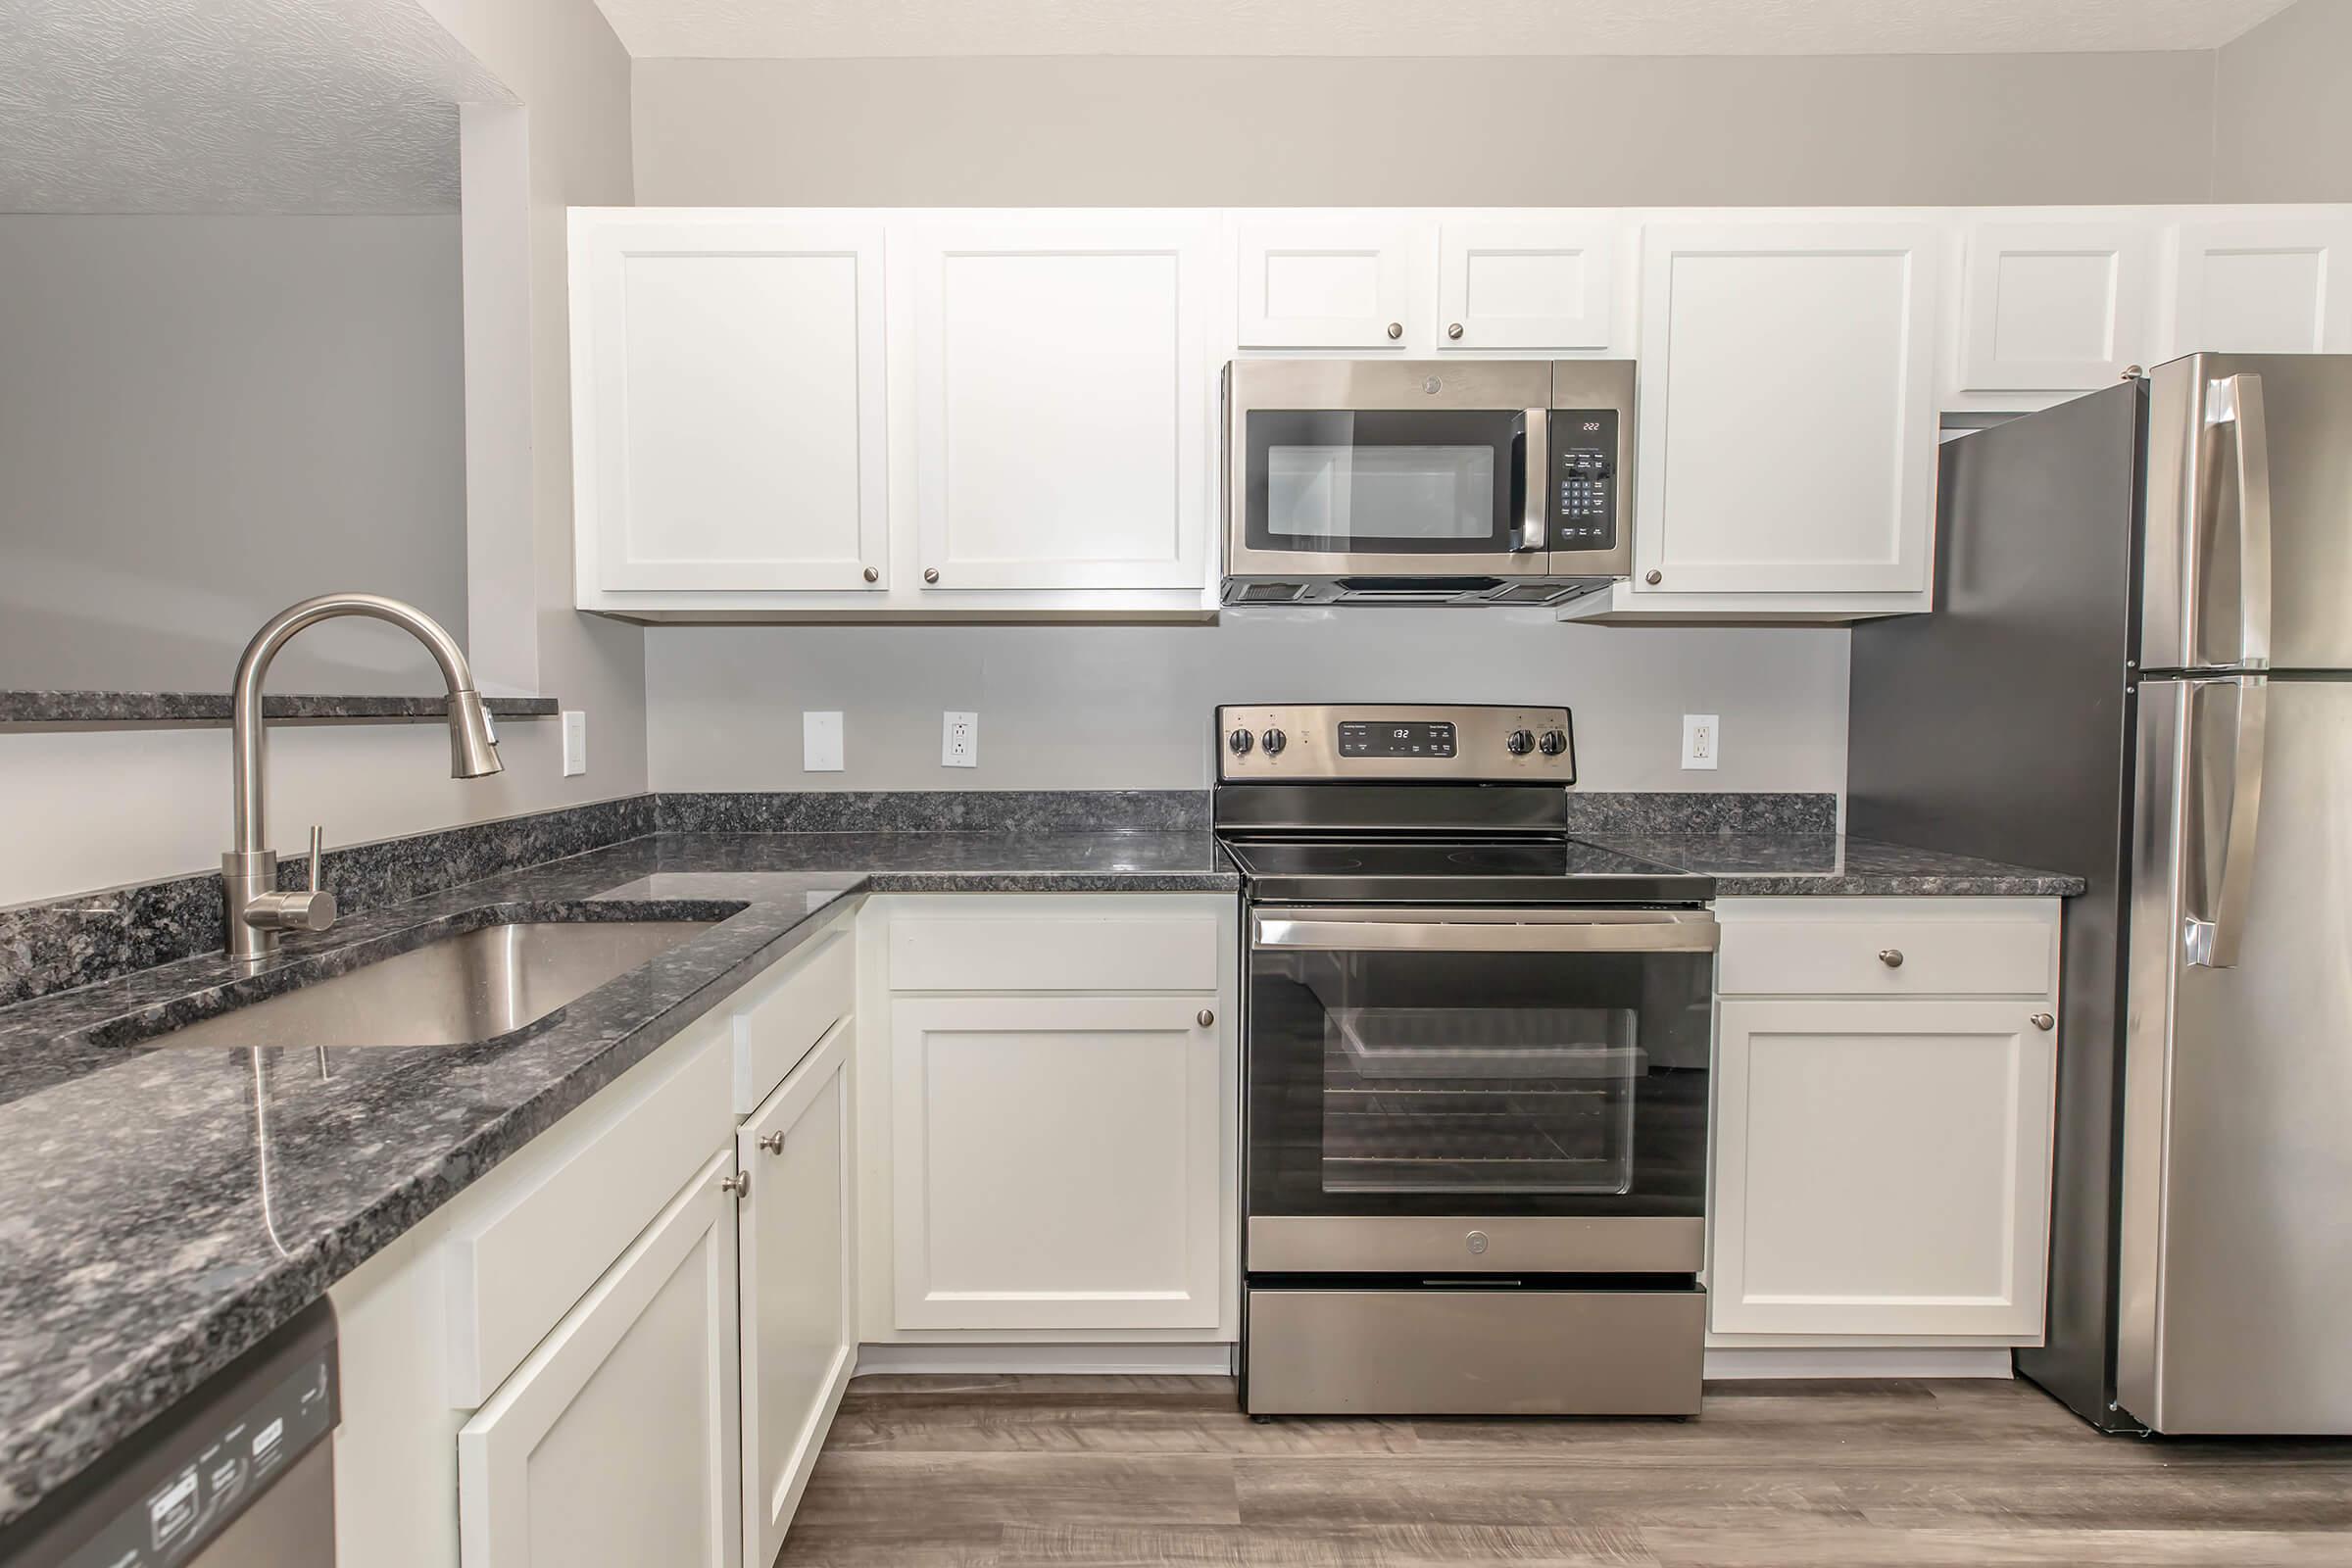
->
632, 52, 2220, 209
2214, 0, 2352, 201
0, 214, 466, 693
644, 613, 1849, 794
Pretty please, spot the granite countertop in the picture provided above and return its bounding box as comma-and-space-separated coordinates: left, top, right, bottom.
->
0, 691, 561, 727
0, 829, 1235, 1536
1579, 832, 2087, 898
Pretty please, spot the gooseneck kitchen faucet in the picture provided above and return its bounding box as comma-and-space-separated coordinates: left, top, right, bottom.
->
222, 594, 504, 962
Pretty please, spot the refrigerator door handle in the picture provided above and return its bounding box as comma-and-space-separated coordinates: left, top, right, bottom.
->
2184, 675, 2267, 969
2200, 373, 2274, 671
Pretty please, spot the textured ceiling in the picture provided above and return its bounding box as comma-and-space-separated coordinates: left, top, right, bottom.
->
1, 0, 514, 214
591, 0, 2301, 59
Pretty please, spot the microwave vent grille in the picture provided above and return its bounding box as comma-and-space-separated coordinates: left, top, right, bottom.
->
1234, 581, 1311, 604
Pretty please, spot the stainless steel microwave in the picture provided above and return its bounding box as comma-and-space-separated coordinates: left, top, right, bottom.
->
1221, 359, 1635, 607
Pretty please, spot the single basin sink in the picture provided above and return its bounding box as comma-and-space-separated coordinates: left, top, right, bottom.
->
145, 919, 715, 1051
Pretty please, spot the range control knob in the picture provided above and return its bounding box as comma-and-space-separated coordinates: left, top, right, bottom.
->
1505, 729, 1536, 756
1227, 727, 1254, 756
1539, 730, 1568, 756
1261, 728, 1289, 757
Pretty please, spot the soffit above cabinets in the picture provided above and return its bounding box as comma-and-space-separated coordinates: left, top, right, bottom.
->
2, 0, 512, 214
590, 0, 2297, 61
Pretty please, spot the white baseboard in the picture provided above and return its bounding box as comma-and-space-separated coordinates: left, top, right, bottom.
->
1703, 1347, 2014, 1380
855, 1343, 1237, 1377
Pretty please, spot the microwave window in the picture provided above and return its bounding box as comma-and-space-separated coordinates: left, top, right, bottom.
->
1264, 444, 1496, 542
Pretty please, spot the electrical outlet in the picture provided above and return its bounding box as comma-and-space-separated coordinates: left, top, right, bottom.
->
803, 710, 844, 772
561, 710, 587, 777
1682, 713, 1720, 771
942, 710, 978, 768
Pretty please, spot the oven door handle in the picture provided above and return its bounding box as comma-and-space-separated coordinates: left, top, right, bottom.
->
1251, 912, 1719, 954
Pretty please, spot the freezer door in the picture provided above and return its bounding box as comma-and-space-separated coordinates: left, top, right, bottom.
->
2119, 676, 2352, 1433
2141, 354, 2352, 673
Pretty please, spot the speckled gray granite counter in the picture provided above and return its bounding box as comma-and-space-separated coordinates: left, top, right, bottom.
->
0, 690, 560, 726
0, 829, 1234, 1536
1577, 833, 2086, 898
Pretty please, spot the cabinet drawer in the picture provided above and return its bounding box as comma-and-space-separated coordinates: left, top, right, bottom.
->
1719, 914, 2052, 997
889, 914, 1219, 994
733, 927, 854, 1114
445, 1017, 734, 1405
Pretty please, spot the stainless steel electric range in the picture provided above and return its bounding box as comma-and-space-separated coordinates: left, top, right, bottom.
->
1217, 704, 1717, 1417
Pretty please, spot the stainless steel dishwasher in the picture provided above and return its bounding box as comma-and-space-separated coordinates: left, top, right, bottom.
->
1, 1299, 337, 1567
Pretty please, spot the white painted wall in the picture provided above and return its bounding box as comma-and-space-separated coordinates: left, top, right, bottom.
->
630, 52, 2221, 209
2214, 0, 2352, 202
0, 215, 466, 693
644, 612, 1849, 794
0, 0, 646, 911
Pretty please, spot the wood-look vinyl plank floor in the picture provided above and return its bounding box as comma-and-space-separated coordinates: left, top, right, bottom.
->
772, 1375, 2352, 1568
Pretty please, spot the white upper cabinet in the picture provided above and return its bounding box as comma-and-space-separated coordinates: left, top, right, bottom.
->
570, 213, 889, 593
909, 215, 1214, 592
1235, 214, 1417, 349
1955, 219, 2153, 394
2168, 214, 2352, 356
1630, 220, 1942, 598
1435, 216, 1618, 351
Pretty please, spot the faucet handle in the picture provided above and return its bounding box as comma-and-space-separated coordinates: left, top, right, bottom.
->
305, 824, 325, 892
244, 826, 337, 936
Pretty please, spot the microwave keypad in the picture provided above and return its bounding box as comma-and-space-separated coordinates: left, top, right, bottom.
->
1550, 409, 1618, 551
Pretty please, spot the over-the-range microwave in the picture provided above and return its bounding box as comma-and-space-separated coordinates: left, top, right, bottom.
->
1221, 358, 1634, 608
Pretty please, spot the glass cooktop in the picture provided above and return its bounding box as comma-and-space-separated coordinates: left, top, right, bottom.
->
1222, 837, 1714, 904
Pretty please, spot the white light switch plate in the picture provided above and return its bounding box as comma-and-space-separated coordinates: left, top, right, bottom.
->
943, 710, 978, 768
561, 710, 587, 777
804, 710, 844, 772
1682, 713, 1720, 771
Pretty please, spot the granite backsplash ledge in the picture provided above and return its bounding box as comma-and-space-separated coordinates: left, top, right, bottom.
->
654, 789, 1211, 834
0, 796, 653, 1007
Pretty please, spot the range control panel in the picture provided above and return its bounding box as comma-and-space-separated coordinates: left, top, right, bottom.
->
1217, 704, 1575, 783
1548, 408, 1619, 553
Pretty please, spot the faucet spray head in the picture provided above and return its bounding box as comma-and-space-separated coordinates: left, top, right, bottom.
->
449, 690, 504, 779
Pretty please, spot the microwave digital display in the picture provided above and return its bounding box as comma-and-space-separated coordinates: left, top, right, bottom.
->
1338, 720, 1457, 759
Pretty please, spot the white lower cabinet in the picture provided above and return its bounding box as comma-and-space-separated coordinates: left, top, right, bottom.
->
1711, 998, 2056, 1338
737, 1019, 857, 1568
458, 1150, 744, 1568
889, 994, 1224, 1331
1709, 898, 2062, 1347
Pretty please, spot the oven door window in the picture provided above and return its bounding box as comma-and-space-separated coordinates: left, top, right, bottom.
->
1247, 931, 1711, 1219
1245, 410, 1525, 555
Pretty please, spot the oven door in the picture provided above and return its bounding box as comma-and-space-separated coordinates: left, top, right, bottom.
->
1225, 360, 1551, 578
1245, 906, 1715, 1275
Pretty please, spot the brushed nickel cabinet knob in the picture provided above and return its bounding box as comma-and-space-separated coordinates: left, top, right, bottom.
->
718, 1171, 751, 1198
1446, 322, 1464, 340
759, 1130, 786, 1154
1879, 948, 1905, 968
1644, 569, 1663, 586
923, 566, 941, 584
1197, 1008, 1215, 1028
862, 566, 879, 583
1386, 321, 1403, 340
2031, 1011, 2056, 1031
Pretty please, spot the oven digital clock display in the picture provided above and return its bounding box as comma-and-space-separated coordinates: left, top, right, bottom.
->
1338, 720, 1457, 759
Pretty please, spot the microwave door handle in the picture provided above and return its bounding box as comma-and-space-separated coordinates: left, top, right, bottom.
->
1515, 407, 1548, 552
2183, 675, 2267, 969
2198, 373, 2274, 669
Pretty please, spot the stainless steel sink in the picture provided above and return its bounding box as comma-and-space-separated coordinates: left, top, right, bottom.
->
146, 919, 715, 1051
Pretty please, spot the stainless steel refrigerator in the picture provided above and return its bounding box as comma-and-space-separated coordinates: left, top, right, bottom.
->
1850, 352, 2352, 1435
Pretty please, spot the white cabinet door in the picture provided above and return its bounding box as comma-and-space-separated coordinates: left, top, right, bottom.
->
1235, 215, 1418, 349
737, 1018, 856, 1568
1711, 998, 2057, 1339
459, 1150, 743, 1568
1436, 217, 1617, 351
571, 214, 888, 592
891, 995, 1222, 1331
2170, 215, 2352, 355
1957, 220, 2153, 393
910, 215, 1213, 591
1635, 221, 1941, 596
